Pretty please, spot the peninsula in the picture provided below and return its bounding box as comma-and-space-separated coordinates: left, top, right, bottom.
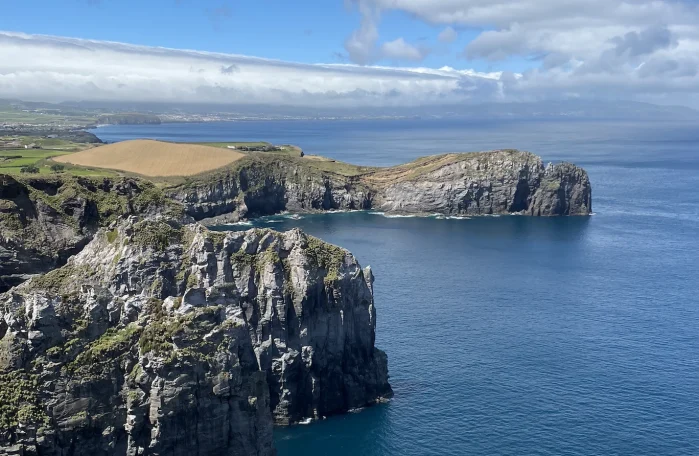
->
54, 138, 592, 221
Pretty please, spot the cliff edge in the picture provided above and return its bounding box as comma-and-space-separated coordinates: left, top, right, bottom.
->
0, 217, 391, 455
166, 149, 591, 222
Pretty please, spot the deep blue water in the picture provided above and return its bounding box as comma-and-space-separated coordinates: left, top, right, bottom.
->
93, 119, 699, 456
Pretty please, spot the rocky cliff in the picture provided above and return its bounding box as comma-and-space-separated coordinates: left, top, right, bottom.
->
372, 150, 592, 216
0, 174, 183, 292
166, 149, 591, 223
0, 217, 391, 455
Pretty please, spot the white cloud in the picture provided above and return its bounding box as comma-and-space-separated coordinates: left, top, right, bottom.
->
0, 31, 500, 107
381, 38, 428, 61
438, 26, 458, 43
346, 0, 699, 106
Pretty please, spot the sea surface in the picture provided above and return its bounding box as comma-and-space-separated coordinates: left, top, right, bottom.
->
93, 119, 699, 456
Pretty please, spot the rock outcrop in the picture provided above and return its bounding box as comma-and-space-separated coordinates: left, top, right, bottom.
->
374, 151, 592, 216
0, 217, 391, 455
167, 149, 591, 223
0, 174, 183, 292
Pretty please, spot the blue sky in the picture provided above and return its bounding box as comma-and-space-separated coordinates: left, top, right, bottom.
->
0, 0, 530, 73
1, 0, 698, 108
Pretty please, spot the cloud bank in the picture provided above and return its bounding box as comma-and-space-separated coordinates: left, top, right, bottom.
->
0, 31, 501, 107
344, 0, 699, 107
1, 17, 699, 109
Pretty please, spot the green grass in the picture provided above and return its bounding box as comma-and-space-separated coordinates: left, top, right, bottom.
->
0, 144, 117, 177
304, 159, 378, 177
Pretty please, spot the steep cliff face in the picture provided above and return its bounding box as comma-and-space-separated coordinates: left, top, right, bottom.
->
167, 150, 591, 222
167, 156, 372, 223
0, 217, 391, 454
374, 151, 592, 216
0, 174, 183, 292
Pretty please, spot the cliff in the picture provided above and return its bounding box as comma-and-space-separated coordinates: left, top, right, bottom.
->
166, 149, 591, 223
0, 217, 391, 454
0, 174, 183, 292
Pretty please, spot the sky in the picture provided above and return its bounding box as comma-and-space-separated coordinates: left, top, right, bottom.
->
1, 0, 699, 109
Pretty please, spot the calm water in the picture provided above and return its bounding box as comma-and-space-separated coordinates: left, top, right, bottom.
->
93, 119, 699, 456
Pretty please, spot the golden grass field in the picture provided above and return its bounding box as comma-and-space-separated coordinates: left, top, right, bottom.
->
53, 139, 245, 177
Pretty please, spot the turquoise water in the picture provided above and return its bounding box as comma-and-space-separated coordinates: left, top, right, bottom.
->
94, 119, 699, 456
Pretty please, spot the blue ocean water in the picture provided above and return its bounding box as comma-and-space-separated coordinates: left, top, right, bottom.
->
93, 119, 699, 456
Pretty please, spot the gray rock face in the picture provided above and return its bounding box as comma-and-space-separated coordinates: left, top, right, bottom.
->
167, 157, 372, 223
167, 150, 591, 222
376, 151, 592, 216
0, 174, 183, 292
0, 217, 391, 454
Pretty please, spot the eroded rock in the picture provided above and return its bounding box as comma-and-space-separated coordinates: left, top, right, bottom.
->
0, 217, 391, 454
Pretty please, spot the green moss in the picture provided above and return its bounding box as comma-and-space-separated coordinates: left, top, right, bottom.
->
144, 298, 165, 320
231, 250, 256, 268
127, 363, 144, 384
139, 307, 221, 360
305, 236, 347, 284
106, 229, 118, 244
30, 264, 93, 292
257, 247, 280, 272
186, 273, 199, 288
175, 228, 195, 288
127, 389, 141, 403
69, 323, 142, 369
131, 220, 182, 252
0, 371, 48, 430
0, 211, 23, 233
282, 258, 294, 297
112, 250, 122, 266
546, 180, 561, 191
46, 346, 63, 358
207, 231, 227, 250
139, 319, 180, 354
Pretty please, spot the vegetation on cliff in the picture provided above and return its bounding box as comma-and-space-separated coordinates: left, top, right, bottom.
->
0, 216, 390, 453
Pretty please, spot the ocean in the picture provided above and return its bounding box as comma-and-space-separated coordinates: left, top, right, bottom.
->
93, 118, 699, 456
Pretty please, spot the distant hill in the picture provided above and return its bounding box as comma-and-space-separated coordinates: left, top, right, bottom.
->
3, 97, 698, 123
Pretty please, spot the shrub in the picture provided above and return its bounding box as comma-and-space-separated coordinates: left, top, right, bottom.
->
20, 165, 39, 174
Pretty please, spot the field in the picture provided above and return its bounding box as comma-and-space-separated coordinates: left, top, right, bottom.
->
0, 136, 115, 176
53, 140, 246, 177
